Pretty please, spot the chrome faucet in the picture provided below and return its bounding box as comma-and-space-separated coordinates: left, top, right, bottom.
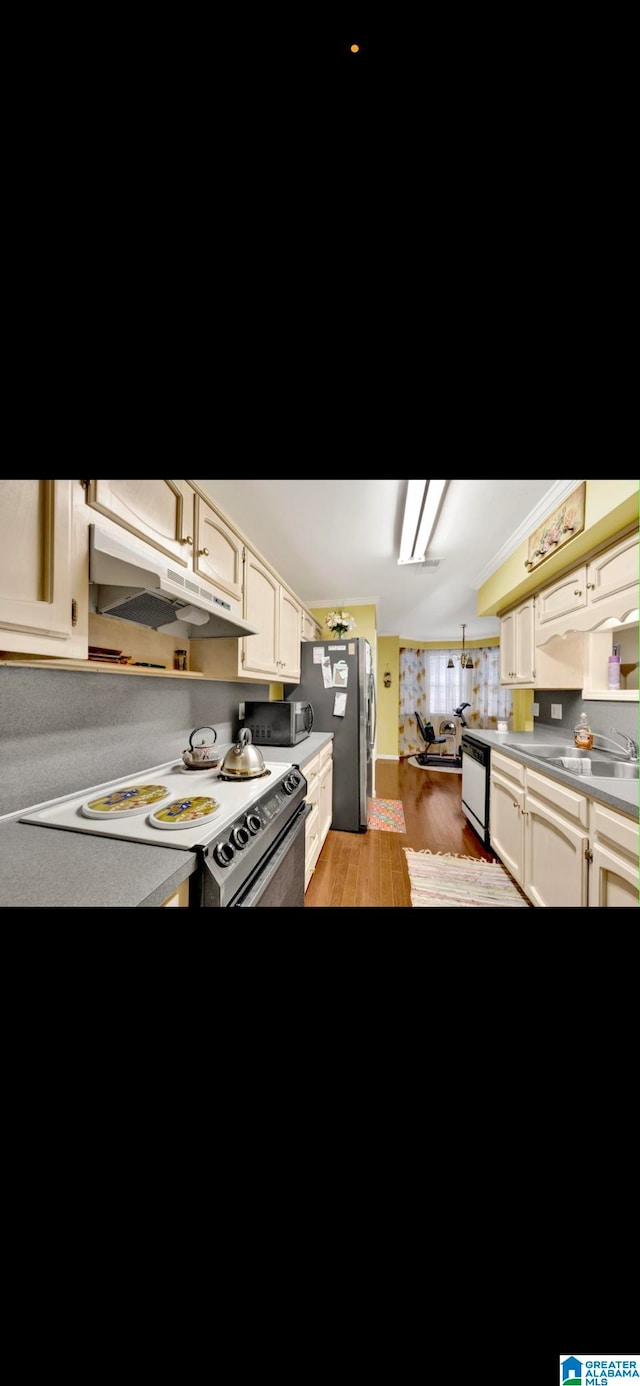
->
591, 728, 639, 761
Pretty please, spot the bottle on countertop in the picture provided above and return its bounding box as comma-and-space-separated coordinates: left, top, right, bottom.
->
574, 710, 594, 750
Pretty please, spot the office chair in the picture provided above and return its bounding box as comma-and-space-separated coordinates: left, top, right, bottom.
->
414, 710, 449, 765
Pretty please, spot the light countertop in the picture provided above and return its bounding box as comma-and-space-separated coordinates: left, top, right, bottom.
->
255, 732, 333, 772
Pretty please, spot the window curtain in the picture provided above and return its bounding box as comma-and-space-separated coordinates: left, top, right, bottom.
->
399, 646, 513, 757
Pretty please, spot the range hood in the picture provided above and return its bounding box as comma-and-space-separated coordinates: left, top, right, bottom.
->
89, 524, 258, 638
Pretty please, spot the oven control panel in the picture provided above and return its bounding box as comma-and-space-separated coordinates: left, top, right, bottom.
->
210, 772, 306, 872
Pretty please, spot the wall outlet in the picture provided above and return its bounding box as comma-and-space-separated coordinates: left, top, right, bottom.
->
532, 702, 540, 717
238, 702, 245, 720
551, 703, 562, 719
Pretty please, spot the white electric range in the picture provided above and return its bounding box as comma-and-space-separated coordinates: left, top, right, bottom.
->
20, 759, 309, 907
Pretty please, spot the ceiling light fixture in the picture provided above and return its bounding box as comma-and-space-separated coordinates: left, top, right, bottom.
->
447, 624, 474, 670
398, 479, 448, 565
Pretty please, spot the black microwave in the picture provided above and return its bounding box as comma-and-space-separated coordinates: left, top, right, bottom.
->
242, 701, 314, 746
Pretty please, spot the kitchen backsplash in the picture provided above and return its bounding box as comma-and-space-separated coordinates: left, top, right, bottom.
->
534, 690, 638, 743
0, 668, 269, 817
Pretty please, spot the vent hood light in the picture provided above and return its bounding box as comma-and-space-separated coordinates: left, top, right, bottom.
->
89, 525, 258, 638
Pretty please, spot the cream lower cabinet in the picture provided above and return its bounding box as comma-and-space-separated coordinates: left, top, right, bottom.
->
318, 745, 333, 846
489, 751, 525, 886
0, 479, 88, 658
490, 756, 589, 906
524, 768, 589, 907
588, 801, 639, 907
303, 742, 333, 892
491, 753, 639, 906
304, 753, 322, 891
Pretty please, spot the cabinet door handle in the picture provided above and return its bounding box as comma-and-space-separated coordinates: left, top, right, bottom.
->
198, 547, 209, 557
180, 535, 193, 545
574, 589, 582, 596
586, 581, 595, 589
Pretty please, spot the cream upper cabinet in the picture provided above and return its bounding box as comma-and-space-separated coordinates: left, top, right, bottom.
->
278, 588, 302, 680
85, 480, 245, 609
85, 480, 191, 566
302, 610, 322, 642
499, 597, 535, 685
536, 529, 639, 638
210, 549, 302, 683
0, 479, 88, 657
588, 800, 639, 908
587, 530, 638, 614
536, 565, 588, 628
534, 529, 639, 698
241, 550, 280, 677
191, 488, 243, 604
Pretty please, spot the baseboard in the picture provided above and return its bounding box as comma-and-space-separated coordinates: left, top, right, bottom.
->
376, 754, 399, 761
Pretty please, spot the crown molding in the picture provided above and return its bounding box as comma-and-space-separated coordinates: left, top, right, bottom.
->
473, 479, 582, 588
307, 596, 380, 609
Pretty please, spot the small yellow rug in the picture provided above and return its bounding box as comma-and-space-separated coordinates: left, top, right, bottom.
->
404, 848, 532, 907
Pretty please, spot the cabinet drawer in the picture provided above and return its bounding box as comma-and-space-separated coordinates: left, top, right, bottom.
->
303, 752, 321, 801
319, 741, 333, 770
590, 801, 639, 865
491, 750, 525, 785
525, 767, 589, 828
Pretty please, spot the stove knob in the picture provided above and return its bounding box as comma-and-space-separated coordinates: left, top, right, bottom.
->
231, 825, 250, 850
245, 813, 261, 835
214, 841, 235, 867
283, 773, 301, 794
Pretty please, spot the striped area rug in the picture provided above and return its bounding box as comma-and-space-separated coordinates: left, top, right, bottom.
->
367, 798, 406, 832
404, 849, 532, 907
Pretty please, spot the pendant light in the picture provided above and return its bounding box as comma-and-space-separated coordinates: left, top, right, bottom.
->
447, 624, 474, 670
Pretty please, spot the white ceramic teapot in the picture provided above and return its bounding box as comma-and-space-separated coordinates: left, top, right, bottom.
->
181, 726, 219, 769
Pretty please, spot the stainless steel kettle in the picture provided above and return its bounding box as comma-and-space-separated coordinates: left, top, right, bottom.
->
219, 728, 266, 778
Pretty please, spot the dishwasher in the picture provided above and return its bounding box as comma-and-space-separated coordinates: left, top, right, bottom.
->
461, 733, 491, 847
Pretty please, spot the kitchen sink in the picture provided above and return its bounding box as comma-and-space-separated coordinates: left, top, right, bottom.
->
504, 743, 638, 778
544, 759, 639, 779
504, 742, 609, 765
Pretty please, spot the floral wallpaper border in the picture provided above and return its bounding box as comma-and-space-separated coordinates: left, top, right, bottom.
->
525, 482, 585, 572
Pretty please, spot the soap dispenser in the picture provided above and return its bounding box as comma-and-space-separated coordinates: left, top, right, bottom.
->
574, 710, 594, 750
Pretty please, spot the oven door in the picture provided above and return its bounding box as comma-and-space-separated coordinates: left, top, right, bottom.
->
229, 803, 310, 907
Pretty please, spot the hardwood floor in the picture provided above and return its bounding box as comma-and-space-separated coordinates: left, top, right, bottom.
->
304, 757, 496, 907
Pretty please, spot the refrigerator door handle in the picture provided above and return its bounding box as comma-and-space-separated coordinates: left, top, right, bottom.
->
368, 670, 377, 748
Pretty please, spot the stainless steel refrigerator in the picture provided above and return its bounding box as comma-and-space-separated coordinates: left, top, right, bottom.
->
287, 636, 376, 832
